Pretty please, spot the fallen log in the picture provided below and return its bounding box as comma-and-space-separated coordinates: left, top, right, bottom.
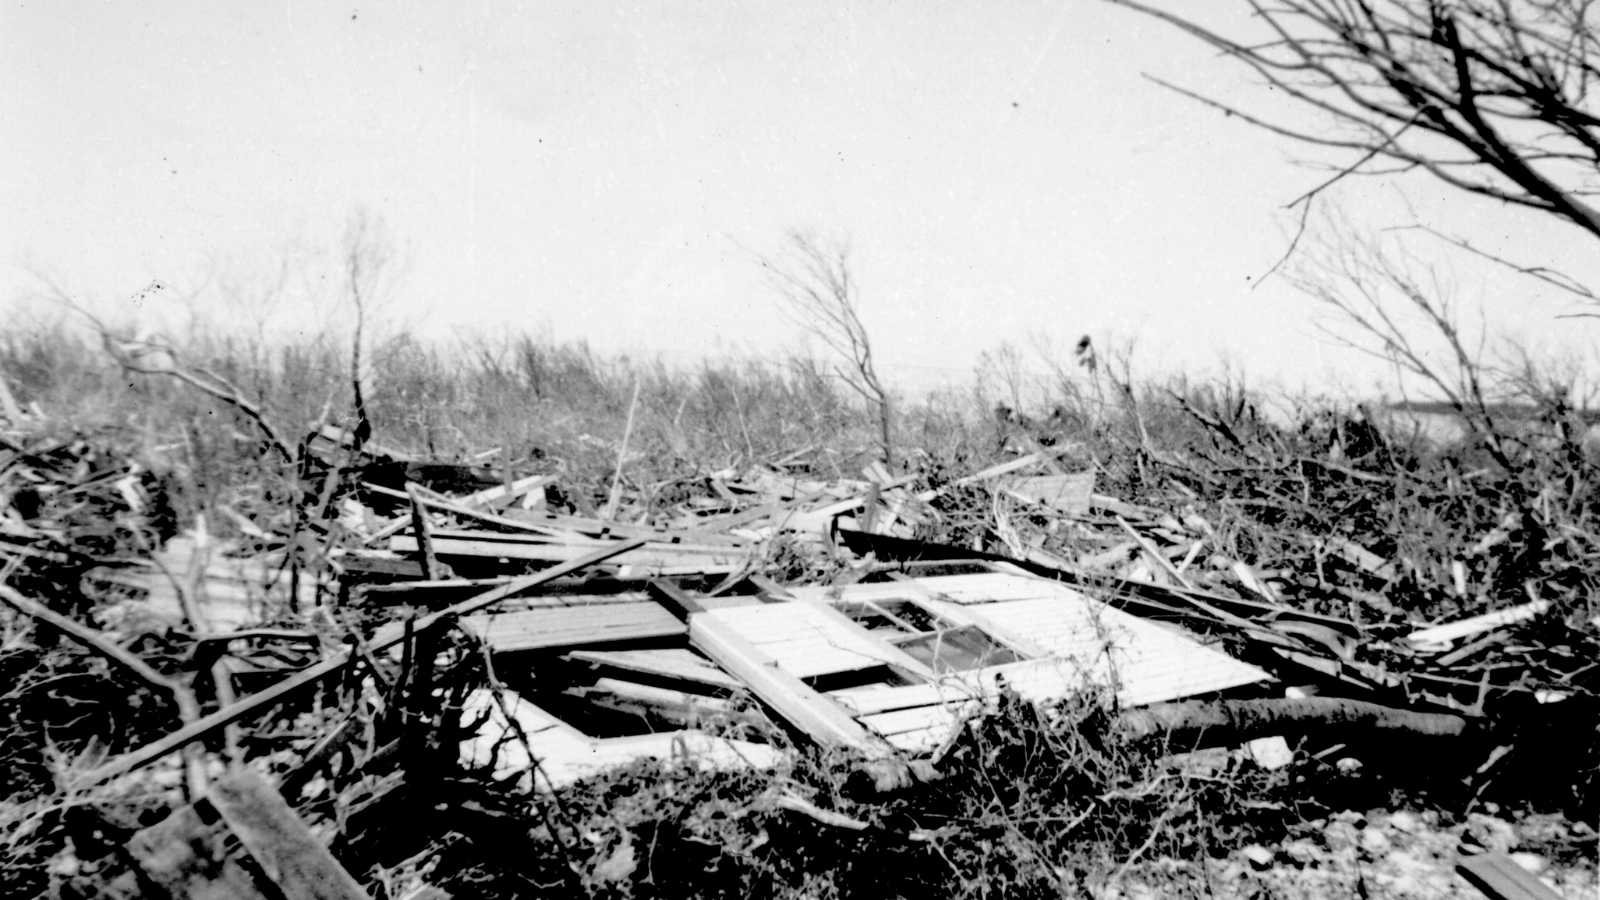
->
1115, 697, 1469, 748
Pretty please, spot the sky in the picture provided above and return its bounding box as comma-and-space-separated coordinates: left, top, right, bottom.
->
4, 1, 1597, 402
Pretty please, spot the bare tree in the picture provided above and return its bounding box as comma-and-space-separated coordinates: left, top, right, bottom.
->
763, 232, 895, 466
1110, 0, 1600, 242
1113, 0, 1600, 470
1293, 223, 1522, 469
341, 213, 392, 451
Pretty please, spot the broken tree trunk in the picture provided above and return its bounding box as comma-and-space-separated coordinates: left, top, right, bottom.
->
1115, 697, 1469, 748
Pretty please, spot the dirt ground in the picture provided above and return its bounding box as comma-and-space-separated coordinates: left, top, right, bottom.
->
1109, 808, 1598, 899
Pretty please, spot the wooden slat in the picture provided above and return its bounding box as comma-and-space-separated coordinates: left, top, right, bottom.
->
689, 612, 886, 751
392, 535, 745, 567
462, 602, 685, 652
1004, 471, 1095, 515
205, 770, 370, 900
858, 704, 967, 743
1456, 852, 1562, 900
699, 602, 922, 679
1408, 599, 1551, 649
419, 529, 744, 554
829, 681, 986, 716
566, 648, 743, 689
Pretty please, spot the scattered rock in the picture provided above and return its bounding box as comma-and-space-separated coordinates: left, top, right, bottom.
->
1360, 826, 1392, 856
1515, 812, 1572, 848
1464, 813, 1518, 855
1323, 819, 1361, 853
1509, 852, 1548, 875
1332, 809, 1367, 828
1282, 838, 1319, 866
1240, 844, 1275, 869
1387, 810, 1422, 834
1242, 735, 1294, 770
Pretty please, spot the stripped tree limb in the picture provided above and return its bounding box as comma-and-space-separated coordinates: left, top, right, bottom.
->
1116, 697, 1469, 747
0, 582, 212, 797
0, 582, 177, 692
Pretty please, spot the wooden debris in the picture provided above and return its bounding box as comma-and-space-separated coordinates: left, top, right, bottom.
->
566, 648, 745, 690
1116, 697, 1469, 746
83, 539, 647, 787
1408, 599, 1552, 651
461, 601, 686, 652
1456, 852, 1563, 900
123, 769, 368, 900
459, 687, 781, 791
1004, 471, 1095, 515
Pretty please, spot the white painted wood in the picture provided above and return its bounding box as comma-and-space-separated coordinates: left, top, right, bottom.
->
566, 648, 743, 690
461, 601, 685, 652
688, 612, 888, 752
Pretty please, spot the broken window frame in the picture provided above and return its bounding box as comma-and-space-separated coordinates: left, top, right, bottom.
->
837, 596, 1025, 674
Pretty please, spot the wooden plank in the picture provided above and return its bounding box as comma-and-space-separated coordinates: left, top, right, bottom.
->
126, 804, 267, 900
830, 681, 986, 716
858, 704, 967, 738
84, 539, 646, 786
1408, 599, 1551, 649
703, 602, 907, 678
1004, 471, 1095, 515
575, 677, 747, 727
205, 770, 369, 900
392, 535, 744, 567
1456, 852, 1562, 900
405, 483, 442, 581
647, 579, 707, 616
689, 612, 886, 751
566, 648, 743, 690
461, 602, 685, 652
455, 473, 553, 510
419, 529, 744, 554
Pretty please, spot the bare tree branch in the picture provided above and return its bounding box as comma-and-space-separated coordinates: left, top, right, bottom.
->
762, 232, 896, 466
1111, 0, 1600, 241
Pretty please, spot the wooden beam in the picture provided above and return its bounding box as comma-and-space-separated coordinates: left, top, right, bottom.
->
1456, 852, 1562, 900
688, 612, 885, 752
405, 483, 441, 581
206, 769, 370, 899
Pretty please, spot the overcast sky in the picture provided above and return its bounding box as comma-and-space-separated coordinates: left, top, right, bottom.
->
4, 1, 1596, 399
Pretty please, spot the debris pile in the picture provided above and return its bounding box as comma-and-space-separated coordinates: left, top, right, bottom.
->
2, 416, 1596, 897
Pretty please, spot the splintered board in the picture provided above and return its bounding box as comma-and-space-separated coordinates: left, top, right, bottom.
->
459, 688, 780, 790
565, 648, 744, 690
461, 601, 685, 652
1004, 472, 1095, 515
